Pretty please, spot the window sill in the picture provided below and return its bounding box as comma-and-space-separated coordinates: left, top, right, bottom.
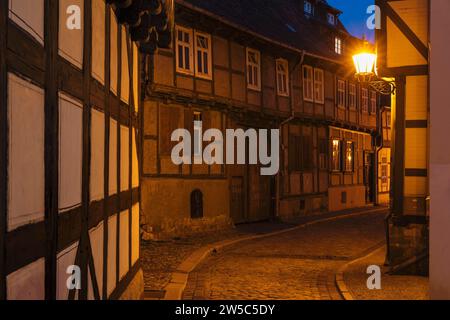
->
176, 70, 195, 77
247, 86, 261, 92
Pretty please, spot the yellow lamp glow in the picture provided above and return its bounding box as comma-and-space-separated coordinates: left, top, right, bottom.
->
353, 52, 377, 77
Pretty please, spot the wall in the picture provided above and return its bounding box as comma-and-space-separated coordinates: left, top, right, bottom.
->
430, 0, 450, 300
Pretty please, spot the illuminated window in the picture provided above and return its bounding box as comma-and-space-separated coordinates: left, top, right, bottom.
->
344, 141, 354, 172
303, 65, 314, 102
195, 31, 212, 79
314, 68, 324, 104
349, 83, 357, 109
337, 80, 346, 108
332, 139, 341, 171
362, 88, 369, 113
247, 48, 261, 91
176, 26, 194, 75
335, 37, 342, 54
276, 59, 289, 96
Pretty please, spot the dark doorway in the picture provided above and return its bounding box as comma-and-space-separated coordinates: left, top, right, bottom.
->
230, 177, 245, 224
364, 152, 376, 203
190, 189, 203, 219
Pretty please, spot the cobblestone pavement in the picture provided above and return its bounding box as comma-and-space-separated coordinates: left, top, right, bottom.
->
182, 212, 387, 300
343, 247, 429, 300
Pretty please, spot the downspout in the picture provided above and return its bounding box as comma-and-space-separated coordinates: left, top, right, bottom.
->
275, 50, 305, 219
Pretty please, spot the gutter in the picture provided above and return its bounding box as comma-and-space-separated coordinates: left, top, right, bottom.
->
175, 0, 346, 66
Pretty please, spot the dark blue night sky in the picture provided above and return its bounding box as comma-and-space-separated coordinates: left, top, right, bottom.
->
327, 0, 375, 42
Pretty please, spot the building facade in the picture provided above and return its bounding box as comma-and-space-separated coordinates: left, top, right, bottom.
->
0, 0, 171, 300
141, 0, 382, 239
376, 0, 429, 273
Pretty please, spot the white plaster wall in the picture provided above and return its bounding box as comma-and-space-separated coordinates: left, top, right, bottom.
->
119, 210, 129, 280
120, 26, 130, 103
109, 119, 118, 195
107, 214, 117, 297
92, 0, 106, 84
8, 73, 45, 231
56, 242, 78, 300
430, 0, 450, 300
59, 93, 83, 212
110, 10, 118, 95
133, 43, 139, 112
120, 125, 130, 192
131, 204, 140, 266
9, 0, 44, 44
89, 222, 104, 299
59, 0, 84, 68
7, 258, 45, 300
132, 129, 139, 188
90, 109, 105, 201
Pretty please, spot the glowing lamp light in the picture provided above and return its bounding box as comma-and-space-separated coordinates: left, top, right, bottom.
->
353, 52, 377, 80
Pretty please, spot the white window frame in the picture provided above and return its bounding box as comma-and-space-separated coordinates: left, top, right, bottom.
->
349, 83, 357, 109
314, 68, 324, 104
302, 65, 314, 102
328, 13, 336, 25
175, 25, 194, 75
246, 48, 261, 91
337, 79, 346, 108
335, 37, 342, 55
370, 90, 377, 114
194, 31, 212, 80
362, 88, 369, 113
304, 1, 313, 15
276, 59, 289, 97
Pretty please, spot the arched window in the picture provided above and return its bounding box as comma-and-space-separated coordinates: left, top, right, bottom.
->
190, 189, 203, 219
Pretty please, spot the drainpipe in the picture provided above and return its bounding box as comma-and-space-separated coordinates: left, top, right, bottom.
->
275, 51, 305, 219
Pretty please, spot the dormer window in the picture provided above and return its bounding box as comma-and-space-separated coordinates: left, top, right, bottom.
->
335, 37, 342, 54
304, 1, 313, 15
328, 13, 336, 25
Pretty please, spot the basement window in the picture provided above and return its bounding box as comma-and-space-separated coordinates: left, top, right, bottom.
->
191, 189, 204, 219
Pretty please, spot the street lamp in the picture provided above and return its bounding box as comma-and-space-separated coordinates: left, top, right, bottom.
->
352, 44, 396, 95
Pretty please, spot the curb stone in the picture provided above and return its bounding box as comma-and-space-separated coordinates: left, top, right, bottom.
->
163, 206, 388, 300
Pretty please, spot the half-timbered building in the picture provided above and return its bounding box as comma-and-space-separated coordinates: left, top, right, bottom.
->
0, 0, 172, 300
141, 0, 382, 239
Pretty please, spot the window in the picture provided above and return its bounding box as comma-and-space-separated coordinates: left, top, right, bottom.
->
314, 69, 324, 104
194, 31, 212, 79
361, 88, 369, 113
289, 136, 302, 172
246, 48, 261, 91
332, 139, 342, 171
302, 135, 313, 170
303, 65, 314, 102
328, 13, 336, 25
319, 138, 328, 170
335, 37, 342, 54
344, 141, 354, 172
176, 26, 194, 74
337, 80, 346, 108
370, 90, 377, 114
349, 83, 357, 109
276, 59, 289, 96
190, 190, 203, 219
304, 1, 313, 14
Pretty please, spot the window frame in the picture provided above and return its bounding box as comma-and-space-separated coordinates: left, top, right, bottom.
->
304, 1, 313, 15
246, 48, 261, 91
361, 88, 369, 113
302, 65, 314, 102
276, 58, 290, 97
335, 37, 342, 55
331, 139, 342, 172
327, 13, 336, 25
337, 79, 346, 109
194, 30, 213, 80
370, 90, 377, 114
175, 25, 194, 75
314, 68, 325, 104
344, 141, 355, 172
349, 83, 357, 110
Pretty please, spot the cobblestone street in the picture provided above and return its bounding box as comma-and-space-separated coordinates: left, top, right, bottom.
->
182, 211, 387, 300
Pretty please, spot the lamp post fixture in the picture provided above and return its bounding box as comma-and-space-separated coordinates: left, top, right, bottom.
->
353, 45, 396, 96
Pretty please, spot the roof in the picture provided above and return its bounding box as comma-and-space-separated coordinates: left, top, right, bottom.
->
176, 0, 361, 64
